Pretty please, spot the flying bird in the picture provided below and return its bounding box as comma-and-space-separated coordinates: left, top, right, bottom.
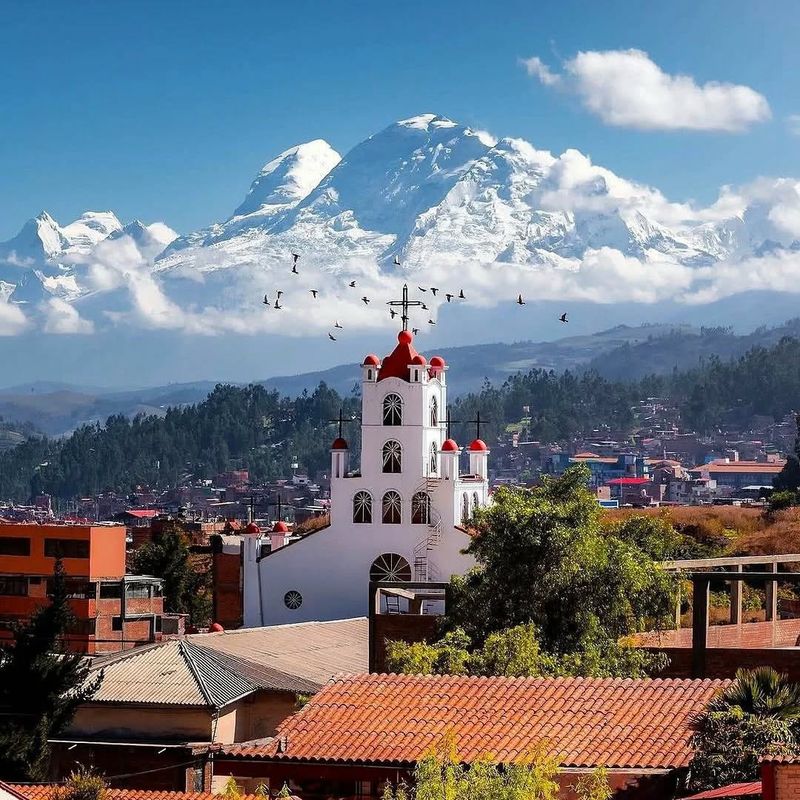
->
334, 320, 343, 328
262, 294, 270, 306
362, 296, 370, 305
310, 290, 318, 298
459, 289, 465, 299
274, 300, 282, 310
328, 332, 337, 341
393, 256, 401, 266
430, 287, 439, 296
349, 280, 357, 288
291, 264, 299, 275
412, 327, 420, 335
390, 309, 397, 319
517, 294, 525, 306
292, 253, 299, 265
559, 313, 568, 323
428, 319, 436, 325
445, 293, 453, 302
418, 286, 427, 292
421, 303, 428, 310
276, 290, 283, 299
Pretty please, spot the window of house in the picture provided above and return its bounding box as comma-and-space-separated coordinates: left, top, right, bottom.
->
353, 491, 373, 524
125, 583, 152, 599
111, 616, 123, 631
0, 537, 31, 557
99, 582, 122, 599
382, 393, 403, 426
411, 492, 430, 525
0, 577, 28, 596
473, 492, 480, 512
462, 493, 470, 524
356, 781, 373, 799
47, 579, 94, 599
382, 491, 402, 524
44, 538, 89, 559
429, 396, 438, 427
429, 441, 438, 475
369, 553, 411, 582
284, 590, 303, 610
382, 440, 402, 473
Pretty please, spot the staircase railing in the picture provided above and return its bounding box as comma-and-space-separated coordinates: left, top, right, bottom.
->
413, 476, 442, 582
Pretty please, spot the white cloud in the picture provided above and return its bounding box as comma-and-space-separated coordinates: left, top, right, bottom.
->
0, 301, 29, 335
787, 115, 800, 136
41, 298, 94, 334
523, 49, 771, 132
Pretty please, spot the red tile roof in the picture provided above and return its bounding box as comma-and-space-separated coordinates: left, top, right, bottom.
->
11, 789, 261, 800
219, 673, 727, 770
682, 781, 761, 800
607, 477, 650, 486
378, 331, 420, 382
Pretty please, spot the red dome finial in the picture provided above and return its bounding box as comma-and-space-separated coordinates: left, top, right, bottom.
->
469, 439, 489, 452
331, 437, 348, 450
209, 622, 224, 633
272, 520, 289, 533
245, 521, 260, 534
441, 439, 459, 452
363, 354, 380, 367
398, 330, 413, 345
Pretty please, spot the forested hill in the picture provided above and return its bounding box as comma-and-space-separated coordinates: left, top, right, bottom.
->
2, 336, 800, 503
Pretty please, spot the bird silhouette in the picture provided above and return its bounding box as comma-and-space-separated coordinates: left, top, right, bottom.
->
334, 320, 343, 329
393, 256, 401, 266
559, 312, 568, 323
362, 296, 370, 305
428, 319, 436, 325
445, 293, 454, 302
291, 264, 299, 275
349, 280, 357, 288
430, 287, 439, 296
421, 303, 428, 310
276, 290, 284, 299
459, 289, 465, 299
274, 300, 282, 309
262, 294, 270, 306
328, 332, 337, 341
412, 327, 420, 335
390, 309, 397, 319
418, 286, 427, 292
310, 290, 318, 298
517, 294, 526, 305
292, 253, 299, 265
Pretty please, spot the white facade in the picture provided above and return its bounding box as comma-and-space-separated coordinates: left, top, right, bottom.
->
243, 330, 490, 627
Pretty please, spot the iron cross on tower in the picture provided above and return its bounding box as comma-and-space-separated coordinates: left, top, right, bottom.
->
328, 408, 358, 439
386, 283, 424, 331
442, 406, 462, 439
467, 410, 487, 441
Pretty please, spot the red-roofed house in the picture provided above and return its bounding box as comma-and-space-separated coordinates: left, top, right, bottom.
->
214, 672, 728, 799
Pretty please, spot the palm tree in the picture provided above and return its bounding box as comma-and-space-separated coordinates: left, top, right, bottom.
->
707, 667, 800, 721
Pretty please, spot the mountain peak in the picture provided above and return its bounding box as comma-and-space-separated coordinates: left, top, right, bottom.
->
396, 113, 458, 130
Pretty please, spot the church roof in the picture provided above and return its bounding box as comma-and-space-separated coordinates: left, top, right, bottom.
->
377, 330, 420, 382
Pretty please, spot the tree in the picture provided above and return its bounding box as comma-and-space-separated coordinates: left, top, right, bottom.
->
382, 732, 608, 800
0, 559, 102, 780
774, 414, 800, 494
52, 766, 107, 800
433, 466, 676, 676
132, 523, 211, 626
689, 668, 800, 790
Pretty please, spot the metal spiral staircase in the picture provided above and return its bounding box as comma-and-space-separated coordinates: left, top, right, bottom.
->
413, 476, 442, 582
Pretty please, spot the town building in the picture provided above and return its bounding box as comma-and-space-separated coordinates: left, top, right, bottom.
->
214, 672, 727, 799
546, 452, 649, 488
242, 328, 487, 627
0, 523, 163, 653
689, 458, 786, 492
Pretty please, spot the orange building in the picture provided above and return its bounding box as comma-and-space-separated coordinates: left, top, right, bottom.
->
0, 523, 164, 654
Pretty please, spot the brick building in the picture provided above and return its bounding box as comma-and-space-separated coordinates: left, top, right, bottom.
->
0, 523, 164, 654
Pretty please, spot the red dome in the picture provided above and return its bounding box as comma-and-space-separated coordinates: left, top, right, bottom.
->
209, 622, 224, 633
272, 520, 289, 533
331, 437, 348, 450
469, 439, 489, 452
411, 354, 427, 366
441, 439, 459, 452
245, 521, 260, 534
429, 355, 446, 369
363, 354, 380, 366
398, 330, 413, 345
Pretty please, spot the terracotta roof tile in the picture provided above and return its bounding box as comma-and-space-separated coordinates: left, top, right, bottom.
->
218, 673, 727, 770
11, 789, 262, 800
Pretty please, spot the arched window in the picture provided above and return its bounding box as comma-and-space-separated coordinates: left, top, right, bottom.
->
412, 492, 430, 525
429, 396, 438, 427
472, 492, 480, 513
353, 491, 372, 524
382, 440, 402, 473
382, 491, 402, 524
370, 553, 411, 582
383, 393, 403, 426
429, 441, 438, 475
367, 369, 373, 381
462, 493, 470, 524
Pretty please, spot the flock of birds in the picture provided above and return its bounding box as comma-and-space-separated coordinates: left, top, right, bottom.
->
261, 253, 569, 341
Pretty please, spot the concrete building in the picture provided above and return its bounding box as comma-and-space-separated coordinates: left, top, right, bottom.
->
0, 523, 163, 653
243, 328, 486, 627
689, 458, 786, 492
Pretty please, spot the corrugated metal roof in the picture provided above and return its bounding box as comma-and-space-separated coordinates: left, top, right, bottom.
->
186, 617, 368, 693
683, 782, 761, 800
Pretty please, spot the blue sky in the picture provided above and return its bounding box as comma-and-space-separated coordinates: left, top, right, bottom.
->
1, 0, 798, 240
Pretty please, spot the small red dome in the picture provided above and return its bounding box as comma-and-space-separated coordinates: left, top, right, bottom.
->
272, 520, 289, 533
209, 622, 224, 633
245, 521, 260, 534
411, 354, 427, 366
429, 355, 446, 369
441, 439, 459, 452
363, 354, 380, 366
331, 437, 348, 450
398, 330, 413, 345
469, 439, 489, 452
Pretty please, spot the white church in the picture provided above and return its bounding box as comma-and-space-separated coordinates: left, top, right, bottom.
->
242, 326, 489, 627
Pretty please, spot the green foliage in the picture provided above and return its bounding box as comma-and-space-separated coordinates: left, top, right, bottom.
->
572, 767, 612, 800
221, 778, 244, 800
132, 524, 210, 626
0, 559, 103, 779
445, 466, 677, 666
52, 766, 107, 800
774, 414, 800, 495
689, 668, 800, 790
0, 382, 360, 502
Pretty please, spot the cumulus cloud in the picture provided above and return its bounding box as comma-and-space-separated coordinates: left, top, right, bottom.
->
523, 49, 771, 132
0, 301, 29, 335
41, 298, 94, 334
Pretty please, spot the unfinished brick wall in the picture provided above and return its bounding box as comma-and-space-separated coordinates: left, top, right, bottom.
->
370, 614, 439, 672
650, 647, 800, 681
212, 551, 243, 629
636, 619, 800, 649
